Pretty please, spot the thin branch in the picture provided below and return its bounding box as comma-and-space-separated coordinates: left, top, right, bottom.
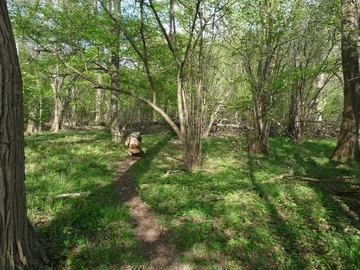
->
290, 176, 360, 186
56, 53, 185, 142
52, 192, 91, 199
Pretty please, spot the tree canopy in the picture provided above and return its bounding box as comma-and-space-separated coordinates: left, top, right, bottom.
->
8, 0, 357, 166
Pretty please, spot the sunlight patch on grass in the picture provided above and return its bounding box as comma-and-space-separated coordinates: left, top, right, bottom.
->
26, 132, 360, 269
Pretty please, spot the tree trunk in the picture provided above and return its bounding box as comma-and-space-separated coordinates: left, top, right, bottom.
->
0, 2, 50, 268
50, 70, 64, 132
289, 90, 303, 144
95, 77, 103, 124
288, 45, 304, 144
246, 2, 276, 154
331, 0, 360, 162
109, 0, 122, 142
248, 94, 271, 154
26, 111, 39, 134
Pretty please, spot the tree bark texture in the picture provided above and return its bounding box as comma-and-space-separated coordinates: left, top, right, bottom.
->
0, 1, 49, 269
331, 0, 360, 162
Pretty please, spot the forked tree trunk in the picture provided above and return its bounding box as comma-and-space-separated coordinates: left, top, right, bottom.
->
331, 0, 360, 162
248, 95, 271, 154
288, 46, 304, 144
0, 2, 49, 268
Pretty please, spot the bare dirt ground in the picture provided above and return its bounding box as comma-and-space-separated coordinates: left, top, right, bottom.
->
114, 156, 191, 270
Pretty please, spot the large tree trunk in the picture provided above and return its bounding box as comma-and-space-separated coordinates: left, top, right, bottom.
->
331, 0, 360, 162
0, 2, 49, 269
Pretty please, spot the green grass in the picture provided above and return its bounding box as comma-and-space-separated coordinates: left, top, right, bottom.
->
25, 131, 360, 269
25, 131, 151, 269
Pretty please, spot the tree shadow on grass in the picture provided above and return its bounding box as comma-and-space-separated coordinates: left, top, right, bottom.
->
283, 140, 360, 268
30, 132, 178, 269
138, 136, 360, 269
254, 138, 360, 268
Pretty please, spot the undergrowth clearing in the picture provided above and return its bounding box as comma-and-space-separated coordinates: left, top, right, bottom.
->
25, 131, 360, 269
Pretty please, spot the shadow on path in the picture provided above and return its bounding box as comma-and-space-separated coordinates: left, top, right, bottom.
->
115, 156, 191, 270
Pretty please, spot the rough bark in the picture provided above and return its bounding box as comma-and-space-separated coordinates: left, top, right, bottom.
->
0, 2, 49, 269
331, 0, 360, 162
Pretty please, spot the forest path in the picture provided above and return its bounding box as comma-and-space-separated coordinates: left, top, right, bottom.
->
114, 156, 191, 270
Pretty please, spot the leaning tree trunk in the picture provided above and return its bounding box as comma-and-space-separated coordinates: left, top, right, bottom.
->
331, 0, 360, 162
0, 2, 50, 269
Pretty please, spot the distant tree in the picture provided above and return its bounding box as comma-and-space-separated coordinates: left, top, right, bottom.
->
0, 1, 49, 269
331, 0, 360, 162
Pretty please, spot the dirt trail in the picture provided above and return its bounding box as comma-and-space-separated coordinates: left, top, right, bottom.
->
115, 157, 191, 270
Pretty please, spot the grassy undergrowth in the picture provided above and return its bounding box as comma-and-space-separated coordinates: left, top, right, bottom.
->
25, 131, 360, 269
25, 131, 169, 269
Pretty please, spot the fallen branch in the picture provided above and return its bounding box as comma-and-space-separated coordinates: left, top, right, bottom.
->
335, 188, 360, 195
263, 173, 294, 183
50, 192, 91, 199
290, 176, 360, 186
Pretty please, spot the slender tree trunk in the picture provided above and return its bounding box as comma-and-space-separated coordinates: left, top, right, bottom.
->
288, 46, 304, 144
246, 2, 276, 154
109, 0, 122, 142
289, 90, 303, 144
26, 110, 39, 134
95, 76, 103, 124
331, 0, 360, 162
313, 73, 326, 132
0, 2, 49, 268
50, 70, 64, 132
249, 92, 271, 153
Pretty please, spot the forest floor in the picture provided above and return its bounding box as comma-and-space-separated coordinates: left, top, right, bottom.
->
25, 132, 360, 269
114, 156, 191, 270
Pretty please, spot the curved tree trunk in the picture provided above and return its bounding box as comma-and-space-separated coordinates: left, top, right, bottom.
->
331, 0, 360, 162
0, 2, 50, 269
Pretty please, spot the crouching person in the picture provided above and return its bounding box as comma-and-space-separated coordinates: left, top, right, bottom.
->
125, 132, 143, 156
